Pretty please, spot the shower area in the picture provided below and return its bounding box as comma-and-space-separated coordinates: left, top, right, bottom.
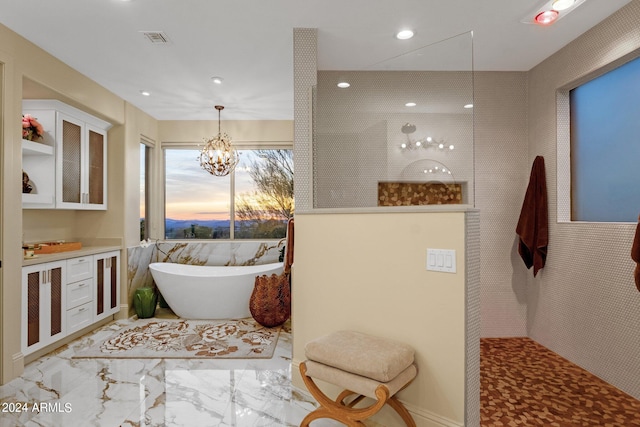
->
293, 7, 640, 423
310, 33, 475, 210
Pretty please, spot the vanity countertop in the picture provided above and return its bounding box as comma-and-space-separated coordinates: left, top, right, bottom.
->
22, 245, 122, 267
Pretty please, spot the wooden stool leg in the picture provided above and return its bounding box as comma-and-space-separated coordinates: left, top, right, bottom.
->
300, 409, 364, 427
300, 361, 389, 426
387, 395, 417, 427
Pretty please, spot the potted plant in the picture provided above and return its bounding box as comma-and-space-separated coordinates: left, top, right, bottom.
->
22, 114, 44, 141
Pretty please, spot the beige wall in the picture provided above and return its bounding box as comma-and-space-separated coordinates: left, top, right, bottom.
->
0, 23, 156, 383
0, 36, 23, 385
123, 103, 158, 247
158, 119, 293, 144
291, 211, 469, 427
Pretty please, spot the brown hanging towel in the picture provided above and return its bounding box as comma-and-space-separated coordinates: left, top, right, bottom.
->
284, 217, 294, 275
516, 156, 548, 277
631, 215, 640, 292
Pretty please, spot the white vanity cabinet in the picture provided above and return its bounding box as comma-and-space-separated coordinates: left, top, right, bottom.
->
22, 100, 111, 210
94, 251, 120, 322
21, 261, 67, 355
21, 250, 121, 356
66, 256, 94, 334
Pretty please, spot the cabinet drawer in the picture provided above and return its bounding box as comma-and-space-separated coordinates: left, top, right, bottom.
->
67, 257, 93, 283
66, 279, 92, 309
66, 302, 93, 334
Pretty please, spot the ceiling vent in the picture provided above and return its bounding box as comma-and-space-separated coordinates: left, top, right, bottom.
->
140, 31, 171, 44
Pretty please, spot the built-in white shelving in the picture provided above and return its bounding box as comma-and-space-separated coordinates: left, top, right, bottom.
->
22, 100, 111, 210
22, 193, 54, 205
22, 137, 56, 209
22, 138, 54, 156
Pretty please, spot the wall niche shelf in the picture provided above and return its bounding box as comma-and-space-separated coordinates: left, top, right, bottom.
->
22, 193, 54, 205
22, 136, 56, 209
22, 139, 54, 156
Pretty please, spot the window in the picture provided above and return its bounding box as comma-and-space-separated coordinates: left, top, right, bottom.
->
140, 143, 150, 240
164, 148, 293, 239
569, 55, 640, 222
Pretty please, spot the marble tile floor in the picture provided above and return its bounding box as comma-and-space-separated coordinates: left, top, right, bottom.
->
0, 316, 368, 427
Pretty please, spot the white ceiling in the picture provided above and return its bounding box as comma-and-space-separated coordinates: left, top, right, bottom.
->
0, 0, 631, 120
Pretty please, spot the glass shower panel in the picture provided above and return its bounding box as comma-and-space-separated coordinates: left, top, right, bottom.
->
313, 31, 474, 208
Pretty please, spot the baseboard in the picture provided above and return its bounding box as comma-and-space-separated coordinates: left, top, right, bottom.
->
291, 359, 463, 427
12, 352, 24, 379
115, 304, 129, 320
401, 402, 463, 427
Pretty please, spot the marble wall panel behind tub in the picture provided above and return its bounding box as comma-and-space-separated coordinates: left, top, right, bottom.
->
126, 241, 284, 314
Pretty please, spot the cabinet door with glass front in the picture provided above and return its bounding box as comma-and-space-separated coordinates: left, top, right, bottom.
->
21, 262, 67, 355
86, 124, 107, 209
94, 251, 120, 321
56, 112, 107, 210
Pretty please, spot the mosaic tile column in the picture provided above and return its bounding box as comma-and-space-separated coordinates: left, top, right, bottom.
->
293, 28, 317, 211
466, 209, 481, 427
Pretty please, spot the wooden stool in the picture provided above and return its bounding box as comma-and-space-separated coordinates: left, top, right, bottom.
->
299, 331, 418, 427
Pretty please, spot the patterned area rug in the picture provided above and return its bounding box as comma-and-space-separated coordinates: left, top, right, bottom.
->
74, 318, 281, 359
481, 337, 640, 426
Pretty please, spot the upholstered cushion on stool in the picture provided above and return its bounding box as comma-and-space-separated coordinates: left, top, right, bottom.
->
304, 360, 418, 400
304, 330, 415, 382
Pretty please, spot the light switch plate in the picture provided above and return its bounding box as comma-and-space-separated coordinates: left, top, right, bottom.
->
426, 249, 456, 273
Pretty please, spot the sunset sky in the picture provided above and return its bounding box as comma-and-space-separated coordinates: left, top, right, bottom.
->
141, 148, 264, 221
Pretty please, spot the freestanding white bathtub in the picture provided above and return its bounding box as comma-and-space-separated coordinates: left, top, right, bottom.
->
148, 262, 284, 319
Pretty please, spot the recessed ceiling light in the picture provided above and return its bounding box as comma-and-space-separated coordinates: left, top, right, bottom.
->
211, 76, 223, 84
464, 104, 473, 109
552, 0, 575, 11
396, 30, 414, 40
140, 90, 151, 96
337, 82, 350, 88
405, 102, 417, 107
535, 10, 559, 25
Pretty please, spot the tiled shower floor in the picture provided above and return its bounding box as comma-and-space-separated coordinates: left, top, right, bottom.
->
480, 337, 640, 426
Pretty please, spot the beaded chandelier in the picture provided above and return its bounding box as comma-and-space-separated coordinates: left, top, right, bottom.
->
198, 105, 239, 176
